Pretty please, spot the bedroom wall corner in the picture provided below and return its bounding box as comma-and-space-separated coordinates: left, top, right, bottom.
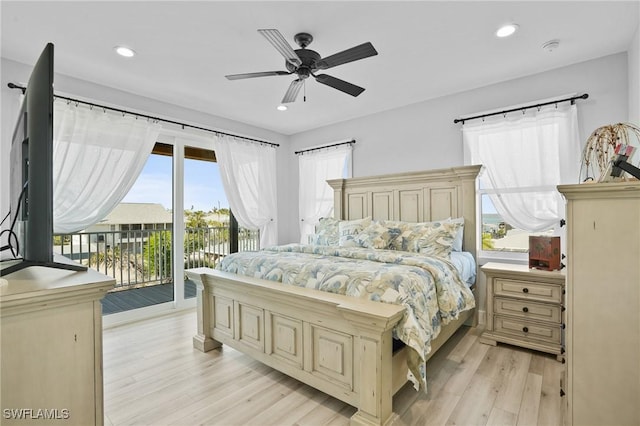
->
629, 22, 640, 123
0, 59, 28, 226
276, 140, 297, 244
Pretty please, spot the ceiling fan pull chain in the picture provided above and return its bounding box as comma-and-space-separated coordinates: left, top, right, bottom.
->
304, 80, 306, 102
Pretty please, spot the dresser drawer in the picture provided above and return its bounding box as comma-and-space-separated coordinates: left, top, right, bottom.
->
494, 297, 562, 323
493, 316, 561, 344
494, 278, 563, 303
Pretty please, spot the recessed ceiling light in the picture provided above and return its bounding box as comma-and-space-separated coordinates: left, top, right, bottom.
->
496, 24, 519, 38
114, 46, 136, 58
277, 105, 287, 111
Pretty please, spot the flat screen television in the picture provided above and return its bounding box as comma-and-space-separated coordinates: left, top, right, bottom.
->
1, 43, 86, 276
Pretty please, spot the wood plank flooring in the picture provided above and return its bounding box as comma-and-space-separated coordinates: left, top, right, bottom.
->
103, 309, 562, 426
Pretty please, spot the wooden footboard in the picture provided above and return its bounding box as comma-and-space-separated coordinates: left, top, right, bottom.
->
187, 268, 407, 425
187, 268, 474, 425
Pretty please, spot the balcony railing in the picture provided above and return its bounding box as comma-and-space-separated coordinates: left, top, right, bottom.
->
54, 227, 259, 291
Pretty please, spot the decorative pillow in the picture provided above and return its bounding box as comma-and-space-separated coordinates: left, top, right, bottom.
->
338, 217, 372, 247
447, 217, 465, 251
384, 220, 410, 251
312, 217, 339, 246
413, 221, 462, 258
353, 220, 392, 249
385, 219, 461, 257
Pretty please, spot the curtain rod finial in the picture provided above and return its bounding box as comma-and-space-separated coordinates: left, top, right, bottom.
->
8, 82, 26, 94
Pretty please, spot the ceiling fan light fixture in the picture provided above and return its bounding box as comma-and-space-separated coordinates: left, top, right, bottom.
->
496, 23, 519, 38
114, 45, 136, 57
277, 105, 288, 111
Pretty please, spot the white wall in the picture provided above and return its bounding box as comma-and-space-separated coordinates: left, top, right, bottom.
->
283, 52, 629, 244
629, 23, 640, 123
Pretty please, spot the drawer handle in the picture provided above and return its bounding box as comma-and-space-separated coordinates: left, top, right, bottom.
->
560, 389, 566, 397
522, 327, 529, 333
522, 288, 529, 293
522, 307, 529, 313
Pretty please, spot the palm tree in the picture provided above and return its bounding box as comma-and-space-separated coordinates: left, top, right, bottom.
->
482, 232, 495, 250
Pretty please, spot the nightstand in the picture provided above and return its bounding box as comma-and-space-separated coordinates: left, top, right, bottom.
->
479, 262, 565, 361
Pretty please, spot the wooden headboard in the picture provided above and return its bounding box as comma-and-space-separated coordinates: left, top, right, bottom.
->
327, 165, 482, 260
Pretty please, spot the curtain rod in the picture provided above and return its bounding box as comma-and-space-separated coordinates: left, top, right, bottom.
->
7, 82, 279, 147
453, 93, 589, 125
294, 139, 355, 155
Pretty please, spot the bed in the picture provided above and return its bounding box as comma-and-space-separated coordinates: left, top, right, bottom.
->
186, 165, 481, 426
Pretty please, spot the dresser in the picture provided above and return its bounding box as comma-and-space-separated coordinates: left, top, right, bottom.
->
480, 262, 565, 361
1, 257, 114, 425
558, 182, 640, 426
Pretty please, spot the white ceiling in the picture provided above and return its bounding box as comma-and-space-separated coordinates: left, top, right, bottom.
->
2, 1, 639, 135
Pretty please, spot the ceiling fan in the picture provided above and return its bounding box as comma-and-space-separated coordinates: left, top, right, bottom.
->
225, 29, 378, 104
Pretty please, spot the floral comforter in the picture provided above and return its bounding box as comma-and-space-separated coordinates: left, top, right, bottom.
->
216, 243, 475, 390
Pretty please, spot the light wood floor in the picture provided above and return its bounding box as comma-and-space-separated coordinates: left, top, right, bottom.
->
103, 309, 563, 426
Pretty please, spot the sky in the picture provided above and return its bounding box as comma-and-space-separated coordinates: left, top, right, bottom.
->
122, 154, 229, 212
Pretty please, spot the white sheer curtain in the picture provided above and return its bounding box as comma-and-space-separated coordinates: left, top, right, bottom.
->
463, 102, 581, 232
298, 144, 352, 243
213, 134, 278, 248
53, 100, 161, 233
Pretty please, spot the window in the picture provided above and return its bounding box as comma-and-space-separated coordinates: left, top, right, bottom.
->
479, 193, 555, 254
463, 100, 581, 259
297, 144, 352, 244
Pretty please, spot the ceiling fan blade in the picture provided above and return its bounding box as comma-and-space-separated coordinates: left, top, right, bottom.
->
225, 71, 291, 80
282, 79, 304, 103
316, 42, 378, 70
314, 74, 365, 97
258, 29, 302, 67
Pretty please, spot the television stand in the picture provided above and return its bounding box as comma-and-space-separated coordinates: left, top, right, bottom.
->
0, 259, 87, 277
1, 255, 114, 425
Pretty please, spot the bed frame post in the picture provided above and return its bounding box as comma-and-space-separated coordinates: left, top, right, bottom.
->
189, 271, 222, 352
338, 306, 404, 426
331, 178, 346, 220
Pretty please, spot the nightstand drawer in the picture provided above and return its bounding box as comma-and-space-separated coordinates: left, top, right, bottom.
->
494, 278, 562, 303
494, 297, 562, 323
493, 316, 561, 344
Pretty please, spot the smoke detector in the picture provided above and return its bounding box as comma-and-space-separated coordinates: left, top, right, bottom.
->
542, 39, 560, 52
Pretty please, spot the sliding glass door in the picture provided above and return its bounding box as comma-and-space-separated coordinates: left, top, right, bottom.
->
183, 145, 228, 300
55, 146, 175, 315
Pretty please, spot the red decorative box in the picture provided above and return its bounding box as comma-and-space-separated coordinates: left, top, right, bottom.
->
528, 236, 561, 271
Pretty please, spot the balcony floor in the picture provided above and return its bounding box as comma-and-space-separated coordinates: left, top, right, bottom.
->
101, 280, 197, 315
